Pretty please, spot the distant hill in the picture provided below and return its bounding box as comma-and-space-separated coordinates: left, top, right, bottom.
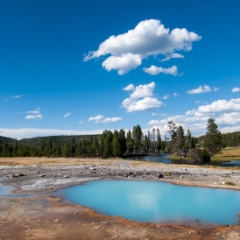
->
0, 136, 15, 144
18, 134, 100, 148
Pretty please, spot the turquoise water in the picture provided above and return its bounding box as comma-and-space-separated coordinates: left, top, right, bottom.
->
55, 180, 240, 225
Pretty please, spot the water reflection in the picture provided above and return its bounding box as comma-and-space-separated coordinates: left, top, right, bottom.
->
126, 153, 240, 167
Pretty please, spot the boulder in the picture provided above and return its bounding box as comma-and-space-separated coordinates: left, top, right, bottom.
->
157, 173, 164, 178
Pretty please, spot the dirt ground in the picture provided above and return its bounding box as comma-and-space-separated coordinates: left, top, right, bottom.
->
0, 157, 240, 240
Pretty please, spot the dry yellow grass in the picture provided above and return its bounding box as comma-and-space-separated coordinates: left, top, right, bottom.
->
0, 157, 121, 166
212, 147, 240, 161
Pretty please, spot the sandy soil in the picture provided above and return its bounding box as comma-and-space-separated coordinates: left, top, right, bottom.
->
0, 157, 240, 240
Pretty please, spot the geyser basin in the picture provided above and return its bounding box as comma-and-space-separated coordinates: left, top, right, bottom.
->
55, 180, 240, 225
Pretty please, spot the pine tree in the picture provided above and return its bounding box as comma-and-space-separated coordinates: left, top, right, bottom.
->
112, 130, 121, 157
156, 128, 162, 152
126, 130, 133, 153
204, 118, 222, 155
119, 129, 126, 155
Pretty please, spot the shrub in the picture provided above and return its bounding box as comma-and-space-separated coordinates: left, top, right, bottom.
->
189, 148, 211, 162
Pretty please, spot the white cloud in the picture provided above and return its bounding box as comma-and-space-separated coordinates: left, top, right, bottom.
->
27, 108, 41, 115
122, 97, 163, 112
216, 112, 240, 125
143, 65, 178, 75
147, 98, 240, 136
88, 115, 104, 123
78, 121, 83, 124
64, 112, 71, 118
187, 85, 212, 94
121, 82, 163, 112
161, 53, 184, 62
123, 84, 135, 91
232, 87, 240, 93
25, 108, 43, 120
102, 54, 141, 75
0, 128, 105, 140
213, 87, 219, 92
198, 98, 240, 113
84, 19, 201, 74
130, 82, 155, 99
221, 126, 240, 133
162, 94, 169, 100
101, 117, 122, 123
25, 114, 43, 120
11, 95, 23, 99
89, 115, 122, 123
173, 92, 179, 97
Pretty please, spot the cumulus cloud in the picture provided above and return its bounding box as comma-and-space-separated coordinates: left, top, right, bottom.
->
88, 115, 104, 123
102, 54, 141, 75
123, 84, 135, 91
198, 98, 240, 113
221, 126, 240, 133
187, 85, 212, 94
121, 82, 163, 112
88, 115, 122, 123
232, 87, 240, 93
25, 108, 43, 120
143, 65, 178, 75
173, 92, 179, 97
148, 98, 240, 136
101, 117, 122, 123
64, 112, 72, 118
84, 19, 201, 74
216, 112, 240, 125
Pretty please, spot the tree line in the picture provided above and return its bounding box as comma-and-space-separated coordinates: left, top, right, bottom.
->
0, 125, 170, 158
0, 118, 238, 161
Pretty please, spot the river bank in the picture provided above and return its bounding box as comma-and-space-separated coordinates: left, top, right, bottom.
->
1, 157, 240, 239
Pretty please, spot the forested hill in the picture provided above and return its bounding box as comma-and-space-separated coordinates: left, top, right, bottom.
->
18, 134, 100, 148
198, 131, 240, 147
0, 136, 15, 144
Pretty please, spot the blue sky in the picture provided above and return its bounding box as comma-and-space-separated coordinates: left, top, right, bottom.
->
1, 0, 240, 139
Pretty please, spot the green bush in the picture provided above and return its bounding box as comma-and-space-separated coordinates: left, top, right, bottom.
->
189, 148, 211, 162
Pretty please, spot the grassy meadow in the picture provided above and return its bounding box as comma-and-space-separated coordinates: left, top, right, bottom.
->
167, 147, 240, 162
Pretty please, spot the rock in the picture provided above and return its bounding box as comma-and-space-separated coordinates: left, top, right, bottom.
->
40, 174, 45, 177
180, 175, 183, 178
93, 225, 101, 229
18, 173, 25, 177
157, 173, 164, 178
64, 175, 70, 178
